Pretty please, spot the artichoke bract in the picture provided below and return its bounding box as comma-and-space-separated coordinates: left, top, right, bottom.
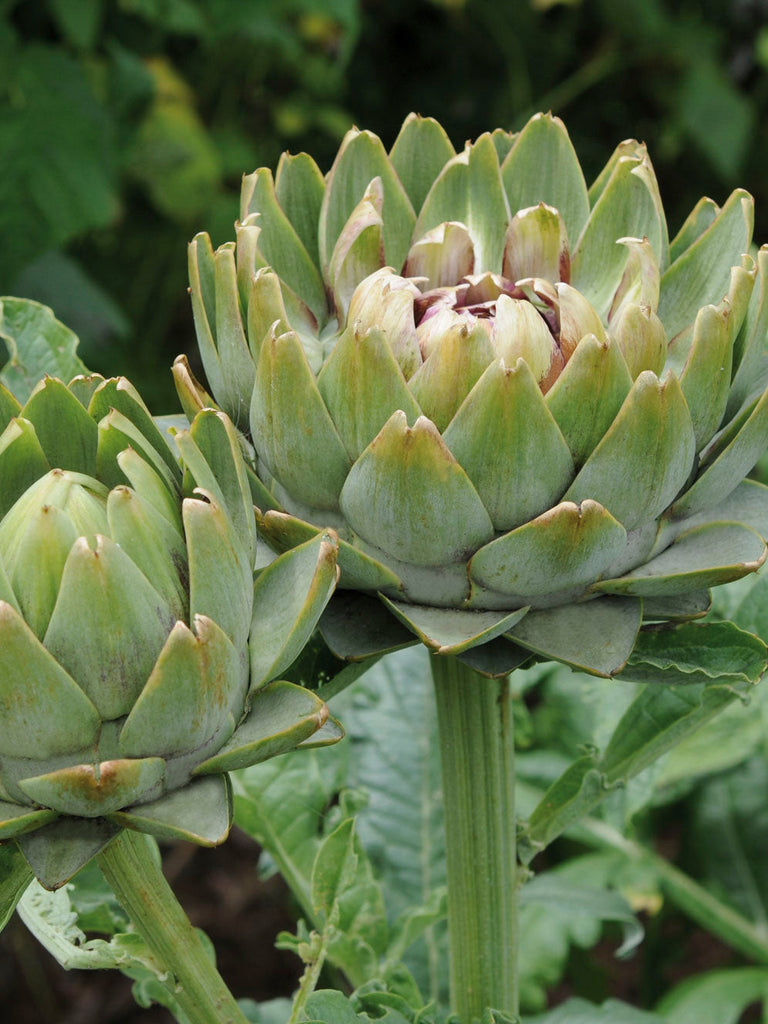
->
0, 374, 339, 888
184, 112, 768, 678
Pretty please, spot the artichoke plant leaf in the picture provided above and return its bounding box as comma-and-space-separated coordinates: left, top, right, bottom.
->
0, 601, 101, 759
668, 195, 719, 263
251, 328, 352, 510
544, 332, 633, 468
18, 758, 166, 820
572, 152, 667, 318
564, 370, 695, 532
317, 324, 422, 461
655, 966, 768, 1024
414, 132, 509, 274
0, 297, 89, 404
519, 668, 754, 863
119, 617, 244, 759
617, 620, 767, 686
258, 509, 403, 595
241, 168, 328, 319
470, 499, 627, 598
671, 385, 768, 521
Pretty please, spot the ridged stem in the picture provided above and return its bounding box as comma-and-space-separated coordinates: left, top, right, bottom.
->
98, 830, 250, 1024
430, 654, 518, 1022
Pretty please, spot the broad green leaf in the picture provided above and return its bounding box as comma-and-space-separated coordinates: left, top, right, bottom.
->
0, 47, 118, 287
519, 672, 753, 862
0, 842, 32, 933
656, 967, 768, 1024
618, 620, 767, 686
524, 998, 666, 1023
0, 298, 89, 403
517, 853, 644, 1013
690, 757, 768, 932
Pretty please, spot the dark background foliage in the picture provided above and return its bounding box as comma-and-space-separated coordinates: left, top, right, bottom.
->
2, 0, 768, 409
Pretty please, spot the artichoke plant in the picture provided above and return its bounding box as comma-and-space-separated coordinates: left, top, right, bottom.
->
0, 373, 339, 891
184, 112, 768, 1021
184, 111, 768, 677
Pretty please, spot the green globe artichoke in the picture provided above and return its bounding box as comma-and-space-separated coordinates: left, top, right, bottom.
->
183, 112, 768, 678
0, 373, 339, 888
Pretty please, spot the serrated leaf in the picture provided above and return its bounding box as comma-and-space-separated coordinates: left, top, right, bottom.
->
520, 674, 753, 862
0, 298, 89, 403
619, 621, 768, 686
690, 757, 768, 933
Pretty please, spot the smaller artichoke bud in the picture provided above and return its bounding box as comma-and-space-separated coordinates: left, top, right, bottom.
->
404, 221, 475, 289
610, 302, 667, 380
503, 203, 570, 284
0, 375, 341, 889
492, 294, 563, 392
347, 268, 421, 379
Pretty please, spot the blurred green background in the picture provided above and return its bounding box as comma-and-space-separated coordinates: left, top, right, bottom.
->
2, 0, 767, 410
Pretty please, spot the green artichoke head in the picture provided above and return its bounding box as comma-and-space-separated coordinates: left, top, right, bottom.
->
0, 374, 339, 888
184, 112, 768, 678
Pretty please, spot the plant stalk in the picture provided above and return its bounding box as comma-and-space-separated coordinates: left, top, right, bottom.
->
430, 654, 518, 1022
98, 830, 250, 1024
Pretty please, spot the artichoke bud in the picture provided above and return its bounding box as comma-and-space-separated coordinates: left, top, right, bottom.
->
502, 203, 570, 285
609, 302, 667, 379
195, 113, 768, 680
404, 221, 475, 289
0, 379, 339, 887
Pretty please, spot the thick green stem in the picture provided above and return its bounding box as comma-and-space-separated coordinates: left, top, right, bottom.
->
97, 830, 250, 1024
430, 654, 518, 1022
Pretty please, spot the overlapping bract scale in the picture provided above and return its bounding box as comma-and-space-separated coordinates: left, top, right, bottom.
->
184, 112, 768, 679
